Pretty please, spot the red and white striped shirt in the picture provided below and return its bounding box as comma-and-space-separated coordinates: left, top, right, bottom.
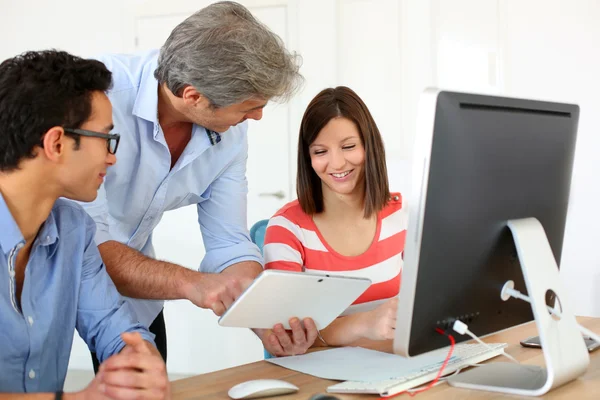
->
263, 193, 407, 315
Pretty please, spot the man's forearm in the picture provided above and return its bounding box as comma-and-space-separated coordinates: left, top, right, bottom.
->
99, 241, 263, 301
99, 240, 198, 299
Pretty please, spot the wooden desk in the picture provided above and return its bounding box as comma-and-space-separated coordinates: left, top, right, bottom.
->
172, 317, 600, 399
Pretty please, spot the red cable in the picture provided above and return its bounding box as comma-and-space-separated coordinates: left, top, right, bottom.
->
382, 328, 456, 398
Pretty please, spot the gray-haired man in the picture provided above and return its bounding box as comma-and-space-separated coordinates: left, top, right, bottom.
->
83, 1, 317, 369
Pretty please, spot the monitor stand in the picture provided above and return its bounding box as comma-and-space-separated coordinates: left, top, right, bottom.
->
447, 217, 589, 396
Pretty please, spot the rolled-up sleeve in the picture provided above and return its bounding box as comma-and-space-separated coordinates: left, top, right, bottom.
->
197, 136, 263, 273
75, 214, 154, 362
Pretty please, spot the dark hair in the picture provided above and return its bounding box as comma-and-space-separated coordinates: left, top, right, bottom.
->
297, 86, 390, 218
0, 50, 112, 171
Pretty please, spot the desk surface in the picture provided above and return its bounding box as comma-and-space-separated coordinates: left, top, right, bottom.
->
171, 317, 600, 399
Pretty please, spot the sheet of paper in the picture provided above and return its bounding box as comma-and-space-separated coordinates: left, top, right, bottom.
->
267, 346, 454, 382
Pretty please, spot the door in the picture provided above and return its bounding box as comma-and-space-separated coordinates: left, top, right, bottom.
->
134, 1, 291, 374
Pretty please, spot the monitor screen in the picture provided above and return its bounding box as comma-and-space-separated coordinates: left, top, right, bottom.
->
394, 89, 579, 357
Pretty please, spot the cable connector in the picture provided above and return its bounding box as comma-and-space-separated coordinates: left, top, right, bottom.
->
451, 320, 519, 364
452, 320, 469, 335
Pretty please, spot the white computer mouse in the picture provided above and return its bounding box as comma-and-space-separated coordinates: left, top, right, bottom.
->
228, 379, 299, 399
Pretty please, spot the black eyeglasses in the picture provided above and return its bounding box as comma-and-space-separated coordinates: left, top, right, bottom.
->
63, 128, 121, 154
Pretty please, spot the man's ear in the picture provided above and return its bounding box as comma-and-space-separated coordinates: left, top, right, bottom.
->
40, 127, 67, 162
181, 85, 211, 108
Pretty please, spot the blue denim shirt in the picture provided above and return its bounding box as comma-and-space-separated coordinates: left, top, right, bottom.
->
0, 194, 154, 392
81, 50, 262, 327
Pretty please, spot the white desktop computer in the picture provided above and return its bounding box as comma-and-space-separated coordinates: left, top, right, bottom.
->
394, 89, 589, 396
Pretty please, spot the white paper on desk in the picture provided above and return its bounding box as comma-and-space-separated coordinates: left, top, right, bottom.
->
267, 346, 455, 382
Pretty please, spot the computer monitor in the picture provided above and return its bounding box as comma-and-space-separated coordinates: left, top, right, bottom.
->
393, 89, 588, 395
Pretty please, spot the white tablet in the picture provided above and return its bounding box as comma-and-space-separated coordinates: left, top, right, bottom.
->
218, 270, 371, 330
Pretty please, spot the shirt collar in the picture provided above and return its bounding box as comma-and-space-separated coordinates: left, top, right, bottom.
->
37, 206, 59, 251
131, 53, 223, 147
132, 55, 159, 125
0, 192, 24, 255
206, 129, 222, 146
0, 192, 59, 255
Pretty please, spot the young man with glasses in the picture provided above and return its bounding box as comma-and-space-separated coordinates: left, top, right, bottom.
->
0, 50, 169, 399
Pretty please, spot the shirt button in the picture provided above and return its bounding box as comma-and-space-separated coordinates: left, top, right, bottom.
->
16, 243, 24, 250
29, 369, 35, 379
9, 270, 15, 278
28, 316, 34, 326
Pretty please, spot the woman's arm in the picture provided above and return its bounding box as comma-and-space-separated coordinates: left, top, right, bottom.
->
317, 297, 398, 347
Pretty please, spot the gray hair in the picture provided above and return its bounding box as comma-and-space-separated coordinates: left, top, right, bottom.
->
154, 1, 303, 107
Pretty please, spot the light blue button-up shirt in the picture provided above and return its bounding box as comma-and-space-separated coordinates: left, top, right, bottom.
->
0, 194, 153, 393
81, 50, 262, 327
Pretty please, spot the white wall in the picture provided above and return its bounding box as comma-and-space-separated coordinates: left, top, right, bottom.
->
499, 0, 600, 317
2, 0, 600, 376
0, 0, 137, 60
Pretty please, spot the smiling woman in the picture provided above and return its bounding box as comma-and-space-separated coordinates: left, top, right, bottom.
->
260, 86, 408, 354
308, 117, 366, 200
297, 87, 390, 218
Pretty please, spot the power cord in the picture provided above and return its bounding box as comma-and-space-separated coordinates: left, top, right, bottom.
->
407, 363, 482, 392
451, 320, 519, 364
501, 280, 600, 345
381, 328, 455, 398
405, 328, 456, 396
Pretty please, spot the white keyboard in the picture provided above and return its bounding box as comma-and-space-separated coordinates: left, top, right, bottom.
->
327, 343, 507, 397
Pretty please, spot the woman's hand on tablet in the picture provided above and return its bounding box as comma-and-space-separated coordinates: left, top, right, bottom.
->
260, 317, 318, 356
